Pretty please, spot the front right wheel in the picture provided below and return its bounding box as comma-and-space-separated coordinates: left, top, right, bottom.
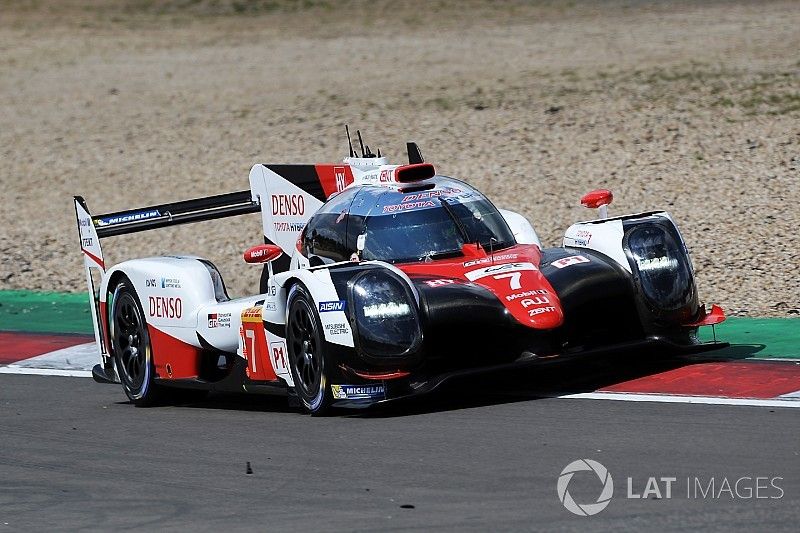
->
286, 284, 332, 415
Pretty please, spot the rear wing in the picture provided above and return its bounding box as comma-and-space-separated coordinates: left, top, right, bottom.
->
73, 190, 261, 362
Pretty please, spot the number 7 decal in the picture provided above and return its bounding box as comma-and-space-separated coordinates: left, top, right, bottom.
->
493, 272, 522, 290
245, 329, 257, 373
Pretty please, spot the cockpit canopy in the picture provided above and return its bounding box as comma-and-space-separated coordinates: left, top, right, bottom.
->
301, 177, 516, 264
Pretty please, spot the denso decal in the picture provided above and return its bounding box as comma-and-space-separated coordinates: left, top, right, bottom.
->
319, 300, 346, 313
331, 384, 386, 401
149, 296, 182, 319
464, 262, 537, 281
401, 188, 462, 203
551, 255, 590, 269
463, 253, 518, 268
96, 209, 160, 227
506, 289, 548, 302
271, 194, 305, 216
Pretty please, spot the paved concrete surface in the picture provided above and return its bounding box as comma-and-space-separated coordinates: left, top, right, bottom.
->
1, 368, 797, 531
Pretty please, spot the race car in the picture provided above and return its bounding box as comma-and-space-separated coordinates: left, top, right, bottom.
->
74, 131, 727, 414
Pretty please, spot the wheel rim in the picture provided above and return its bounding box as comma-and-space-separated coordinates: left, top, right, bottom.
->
113, 292, 147, 391
289, 300, 321, 398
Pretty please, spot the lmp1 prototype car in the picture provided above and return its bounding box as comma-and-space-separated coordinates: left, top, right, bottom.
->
74, 132, 726, 414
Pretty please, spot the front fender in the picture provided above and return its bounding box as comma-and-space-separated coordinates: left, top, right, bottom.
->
272, 266, 355, 348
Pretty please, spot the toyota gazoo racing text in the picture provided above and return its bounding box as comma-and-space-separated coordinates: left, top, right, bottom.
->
74, 132, 727, 414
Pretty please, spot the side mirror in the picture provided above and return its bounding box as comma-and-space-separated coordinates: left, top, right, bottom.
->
580, 189, 613, 219
351, 234, 367, 262
244, 244, 283, 264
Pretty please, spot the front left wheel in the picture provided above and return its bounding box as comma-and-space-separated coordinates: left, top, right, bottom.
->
286, 283, 332, 415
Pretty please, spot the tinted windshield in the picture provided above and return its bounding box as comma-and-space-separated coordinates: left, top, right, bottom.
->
360, 189, 515, 263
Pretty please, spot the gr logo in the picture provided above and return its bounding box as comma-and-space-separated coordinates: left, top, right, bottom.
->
334, 166, 346, 192
557, 459, 614, 516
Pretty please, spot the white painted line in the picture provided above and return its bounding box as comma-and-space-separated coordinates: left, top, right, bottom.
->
742, 358, 800, 363
9, 342, 98, 371
0, 366, 92, 377
0, 342, 97, 378
778, 390, 800, 399
559, 391, 800, 409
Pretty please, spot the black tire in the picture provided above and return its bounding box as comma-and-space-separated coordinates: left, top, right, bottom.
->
286, 283, 331, 415
109, 278, 166, 407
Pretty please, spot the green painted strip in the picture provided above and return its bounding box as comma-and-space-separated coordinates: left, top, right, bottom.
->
0, 290, 94, 335
698, 317, 800, 360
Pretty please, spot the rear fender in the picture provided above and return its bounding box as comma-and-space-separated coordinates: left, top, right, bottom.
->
100, 256, 220, 348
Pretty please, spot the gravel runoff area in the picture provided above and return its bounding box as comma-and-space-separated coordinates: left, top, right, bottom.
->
0, 0, 798, 316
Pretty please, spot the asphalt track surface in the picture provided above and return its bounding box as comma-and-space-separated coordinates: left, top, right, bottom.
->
2, 352, 798, 532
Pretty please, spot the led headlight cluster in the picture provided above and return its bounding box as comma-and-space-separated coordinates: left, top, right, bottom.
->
625, 223, 694, 312
363, 301, 412, 319
349, 270, 422, 359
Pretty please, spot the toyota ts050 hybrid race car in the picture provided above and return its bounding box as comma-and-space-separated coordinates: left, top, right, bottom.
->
74, 131, 727, 414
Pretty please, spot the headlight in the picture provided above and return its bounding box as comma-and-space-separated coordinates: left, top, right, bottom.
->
349, 270, 422, 359
363, 302, 412, 319
625, 223, 694, 312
